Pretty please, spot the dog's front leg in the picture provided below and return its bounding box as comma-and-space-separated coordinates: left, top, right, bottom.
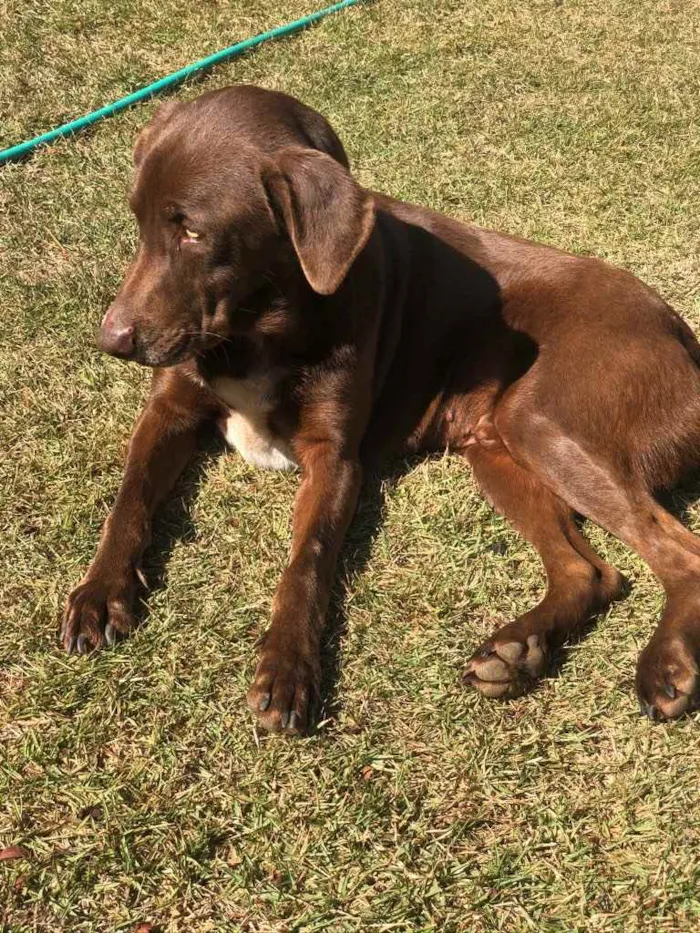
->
247, 443, 362, 733
61, 370, 211, 654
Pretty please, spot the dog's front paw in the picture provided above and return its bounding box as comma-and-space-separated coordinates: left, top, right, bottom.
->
60, 570, 142, 654
246, 637, 320, 734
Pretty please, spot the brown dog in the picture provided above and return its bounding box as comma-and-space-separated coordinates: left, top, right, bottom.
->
61, 84, 700, 730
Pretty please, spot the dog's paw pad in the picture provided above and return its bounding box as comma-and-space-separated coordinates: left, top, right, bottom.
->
637, 634, 699, 720
464, 632, 547, 699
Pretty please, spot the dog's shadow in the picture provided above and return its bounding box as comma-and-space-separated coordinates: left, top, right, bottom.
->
138, 438, 700, 725
137, 441, 414, 722
317, 460, 414, 725
137, 427, 226, 610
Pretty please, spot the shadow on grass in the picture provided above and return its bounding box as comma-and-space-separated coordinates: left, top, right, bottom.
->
319, 465, 700, 720
318, 455, 421, 726
138, 426, 227, 616
134, 436, 700, 727
136, 435, 417, 729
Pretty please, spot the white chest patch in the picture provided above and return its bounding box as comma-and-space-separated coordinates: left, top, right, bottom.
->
210, 375, 297, 472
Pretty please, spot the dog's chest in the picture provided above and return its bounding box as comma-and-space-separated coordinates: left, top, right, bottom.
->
209, 375, 297, 471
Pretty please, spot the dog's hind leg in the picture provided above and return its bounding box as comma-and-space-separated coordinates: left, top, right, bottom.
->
488, 398, 700, 719
463, 434, 626, 698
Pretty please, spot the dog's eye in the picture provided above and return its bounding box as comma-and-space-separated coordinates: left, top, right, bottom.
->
183, 228, 201, 241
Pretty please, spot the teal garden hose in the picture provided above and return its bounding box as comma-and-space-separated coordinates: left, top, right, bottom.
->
0, 0, 362, 166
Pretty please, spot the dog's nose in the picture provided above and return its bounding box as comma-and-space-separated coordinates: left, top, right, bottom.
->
98, 310, 136, 358
99, 321, 135, 358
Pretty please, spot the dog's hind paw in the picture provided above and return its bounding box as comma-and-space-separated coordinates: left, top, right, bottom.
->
463, 632, 547, 698
636, 632, 700, 720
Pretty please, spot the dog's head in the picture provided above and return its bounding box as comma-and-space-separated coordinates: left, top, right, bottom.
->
99, 85, 375, 366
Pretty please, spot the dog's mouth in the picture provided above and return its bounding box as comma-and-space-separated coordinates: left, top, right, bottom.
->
99, 293, 251, 368
132, 321, 239, 367
106, 330, 196, 368
136, 339, 193, 368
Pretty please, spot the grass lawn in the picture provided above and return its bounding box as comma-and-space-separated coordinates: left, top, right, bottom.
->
3, 0, 700, 929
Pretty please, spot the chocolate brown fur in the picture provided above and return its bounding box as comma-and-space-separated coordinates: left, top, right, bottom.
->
62, 85, 700, 728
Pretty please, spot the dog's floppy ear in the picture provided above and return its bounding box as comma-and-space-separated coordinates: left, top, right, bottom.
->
263, 147, 375, 296
133, 101, 180, 168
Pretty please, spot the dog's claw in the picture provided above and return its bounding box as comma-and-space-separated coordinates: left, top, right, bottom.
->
280, 710, 290, 730
66, 635, 77, 655
288, 711, 298, 731
663, 683, 677, 699
76, 635, 89, 655
640, 699, 658, 721
258, 693, 271, 712
104, 624, 116, 647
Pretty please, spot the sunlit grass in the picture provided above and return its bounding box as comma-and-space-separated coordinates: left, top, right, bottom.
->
2, 1, 700, 929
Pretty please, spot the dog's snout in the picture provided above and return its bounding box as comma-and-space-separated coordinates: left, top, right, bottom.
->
99, 306, 136, 359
